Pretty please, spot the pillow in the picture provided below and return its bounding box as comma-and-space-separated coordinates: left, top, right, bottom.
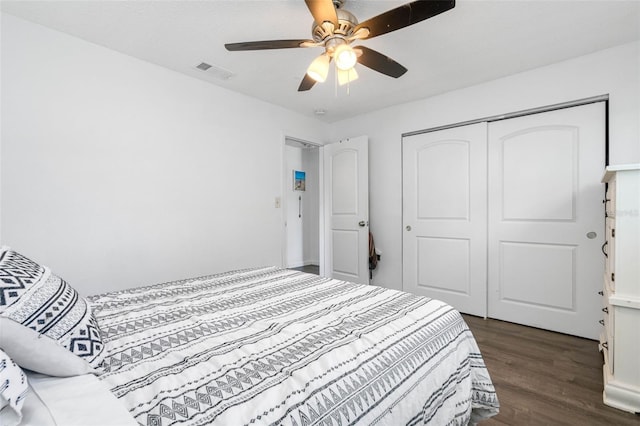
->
0, 247, 104, 376
0, 348, 28, 426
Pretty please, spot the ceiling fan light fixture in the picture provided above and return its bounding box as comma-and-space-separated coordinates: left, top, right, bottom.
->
337, 67, 358, 86
306, 53, 331, 83
334, 44, 357, 71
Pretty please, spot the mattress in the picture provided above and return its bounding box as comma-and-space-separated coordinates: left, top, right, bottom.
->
88, 267, 499, 425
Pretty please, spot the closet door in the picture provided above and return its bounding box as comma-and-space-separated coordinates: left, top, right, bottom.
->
402, 123, 487, 316
487, 102, 605, 339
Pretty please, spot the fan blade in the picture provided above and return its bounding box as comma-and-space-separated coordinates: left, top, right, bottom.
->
305, 0, 339, 27
225, 39, 314, 51
298, 74, 317, 92
354, 0, 455, 40
355, 46, 407, 78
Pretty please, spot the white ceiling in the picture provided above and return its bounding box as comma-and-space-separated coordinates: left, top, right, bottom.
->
2, 1, 639, 123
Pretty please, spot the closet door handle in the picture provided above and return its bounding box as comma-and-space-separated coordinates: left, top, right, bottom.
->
601, 241, 608, 257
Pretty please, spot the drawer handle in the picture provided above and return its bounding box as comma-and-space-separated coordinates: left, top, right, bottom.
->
603, 198, 611, 218
601, 241, 608, 258
602, 307, 608, 314
599, 319, 605, 326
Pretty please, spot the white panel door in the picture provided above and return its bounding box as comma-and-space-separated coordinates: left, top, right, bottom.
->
324, 136, 369, 284
402, 123, 487, 316
488, 102, 605, 339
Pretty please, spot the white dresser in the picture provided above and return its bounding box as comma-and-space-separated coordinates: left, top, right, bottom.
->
600, 164, 640, 414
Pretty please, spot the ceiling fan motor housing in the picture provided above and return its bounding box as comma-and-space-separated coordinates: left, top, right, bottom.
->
312, 9, 358, 42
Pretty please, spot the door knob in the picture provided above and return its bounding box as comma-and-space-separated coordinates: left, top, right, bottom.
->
586, 231, 597, 239
358, 221, 367, 227
406, 225, 412, 231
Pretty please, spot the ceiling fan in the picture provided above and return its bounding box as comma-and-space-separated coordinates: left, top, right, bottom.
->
225, 0, 456, 91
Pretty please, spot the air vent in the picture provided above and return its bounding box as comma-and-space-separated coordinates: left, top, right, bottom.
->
194, 62, 235, 80
196, 62, 212, 71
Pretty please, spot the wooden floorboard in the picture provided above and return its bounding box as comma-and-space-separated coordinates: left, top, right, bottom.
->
463, 315, 640, 425
290, 265, 320, 275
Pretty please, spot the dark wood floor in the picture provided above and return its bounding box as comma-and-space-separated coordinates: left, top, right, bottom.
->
463, 315, 640, 425
290, 264, 320, 275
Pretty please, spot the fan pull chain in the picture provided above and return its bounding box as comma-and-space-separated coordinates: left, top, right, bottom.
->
334, 63, 338, 98
332, 63, 354, 96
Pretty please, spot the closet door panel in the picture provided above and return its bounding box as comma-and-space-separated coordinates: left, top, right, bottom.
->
502, 128, 577, 221
402, 123, 487, 316
488, 102, 605, 339
499, 241, 576, 310
417, 237, 470, 295
417, 141, 469, 220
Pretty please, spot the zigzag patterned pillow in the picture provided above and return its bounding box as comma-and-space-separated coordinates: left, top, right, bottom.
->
0, 247, 104, 376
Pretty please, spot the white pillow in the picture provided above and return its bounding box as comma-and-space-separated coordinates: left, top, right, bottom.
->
0, 319, 96, 376
0, 247, 104, 376
0, 348, 28, 426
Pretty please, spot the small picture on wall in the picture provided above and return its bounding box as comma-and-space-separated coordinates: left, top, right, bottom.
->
293, 170, 306, 191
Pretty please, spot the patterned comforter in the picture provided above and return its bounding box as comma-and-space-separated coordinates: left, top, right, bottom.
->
88, 267, 498, 425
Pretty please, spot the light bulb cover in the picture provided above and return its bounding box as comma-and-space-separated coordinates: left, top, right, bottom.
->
334, 44, 357, 71
306, 54, 330, 83
337, 67, 359, 86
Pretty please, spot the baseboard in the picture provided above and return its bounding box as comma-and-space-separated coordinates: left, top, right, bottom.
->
603, 366, 640, 414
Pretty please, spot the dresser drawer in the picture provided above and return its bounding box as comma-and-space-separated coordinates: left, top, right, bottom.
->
602, 297, 614, 340
605, 178, 616, 218
604, 217, 616, 290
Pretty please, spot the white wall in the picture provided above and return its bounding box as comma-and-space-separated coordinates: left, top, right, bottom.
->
330, 41, 640, 291
0, 14, 328, 295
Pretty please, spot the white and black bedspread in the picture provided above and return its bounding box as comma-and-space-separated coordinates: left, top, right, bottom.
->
88, 267, 498, 426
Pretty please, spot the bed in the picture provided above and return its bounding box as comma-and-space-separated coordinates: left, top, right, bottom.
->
0, 247, 498, 425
